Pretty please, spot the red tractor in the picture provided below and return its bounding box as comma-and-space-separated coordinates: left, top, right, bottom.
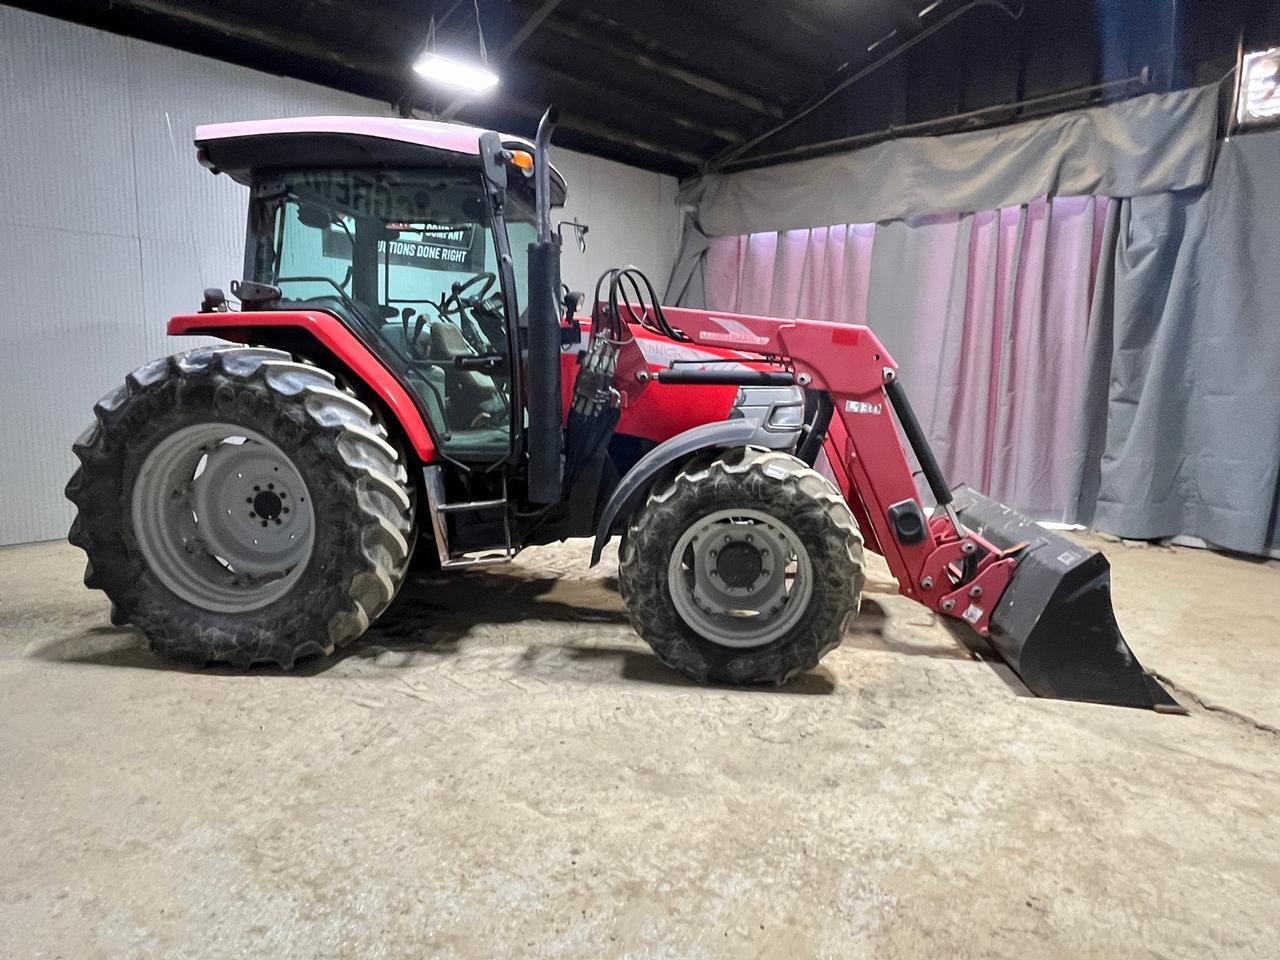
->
67, 108, 1176, 710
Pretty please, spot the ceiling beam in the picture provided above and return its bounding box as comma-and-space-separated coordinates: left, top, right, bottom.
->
92, 0, 703, 170
452, 95, 703, 167
707, 0, 1023, 170
542, 19, 786, 119
533, 62, 743, 144
110, 0, 395, 76
780, 5, 863, 64
720, 69, 1149, 171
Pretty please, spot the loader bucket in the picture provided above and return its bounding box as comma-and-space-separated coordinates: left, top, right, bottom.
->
951, 486, 1181, 712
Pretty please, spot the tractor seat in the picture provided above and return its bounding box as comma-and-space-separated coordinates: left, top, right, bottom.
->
422, 323, 505, 412
417, 321, 509, 457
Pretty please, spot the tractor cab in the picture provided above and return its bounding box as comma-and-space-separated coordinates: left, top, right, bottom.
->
195, 117, 567, 464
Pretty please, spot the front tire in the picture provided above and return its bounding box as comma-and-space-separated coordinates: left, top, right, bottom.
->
619, 447, 864, 685
66, 346, 414, 669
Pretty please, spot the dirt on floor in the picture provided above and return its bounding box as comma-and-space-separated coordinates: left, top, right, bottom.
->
1, 534, 1278, 960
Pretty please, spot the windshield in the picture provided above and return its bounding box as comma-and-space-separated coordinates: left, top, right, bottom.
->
248, 168, 520, 461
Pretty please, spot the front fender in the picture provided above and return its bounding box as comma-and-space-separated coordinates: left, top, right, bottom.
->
169, 310, 437, 462
589, 419, 760, 566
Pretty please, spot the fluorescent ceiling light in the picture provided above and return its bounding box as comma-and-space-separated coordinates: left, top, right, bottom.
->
413, 52, 499, 94
1239, 48, 1280, 126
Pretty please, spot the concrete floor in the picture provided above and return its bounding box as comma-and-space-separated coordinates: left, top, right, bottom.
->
1, 534, 1278, 960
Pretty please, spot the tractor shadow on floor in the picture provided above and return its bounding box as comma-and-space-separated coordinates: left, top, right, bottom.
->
31, 569, 977, 698
542, 643, 838, 695
359, 566, 630, 645
345, 567, 838, 694
31, 566, 629, 676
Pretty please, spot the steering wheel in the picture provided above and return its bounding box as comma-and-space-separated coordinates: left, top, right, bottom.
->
437, 272, 499, 353
441, 273, 496, 316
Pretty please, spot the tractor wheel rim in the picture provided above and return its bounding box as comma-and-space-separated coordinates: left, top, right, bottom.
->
666, 507, 814, 649
130, 423, 316, 614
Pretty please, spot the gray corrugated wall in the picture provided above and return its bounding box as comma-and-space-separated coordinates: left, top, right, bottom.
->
0, 7, 678, 546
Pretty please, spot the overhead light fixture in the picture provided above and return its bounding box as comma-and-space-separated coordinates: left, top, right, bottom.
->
413, 3, 497, 98
1238, 48, 1280, 127
413, 52, 499, 94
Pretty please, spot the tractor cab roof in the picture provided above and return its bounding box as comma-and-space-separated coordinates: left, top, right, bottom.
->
194, 116, 566, 205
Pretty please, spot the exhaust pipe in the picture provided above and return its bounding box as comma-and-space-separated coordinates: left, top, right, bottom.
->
525, 106, 563, 504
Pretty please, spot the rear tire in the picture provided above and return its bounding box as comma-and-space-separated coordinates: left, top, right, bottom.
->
619, 447, 864, 685
66, 346, 415, 669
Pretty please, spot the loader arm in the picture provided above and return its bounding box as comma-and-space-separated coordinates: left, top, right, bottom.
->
652, 306, 1178, 711
655, 307, 1006, 622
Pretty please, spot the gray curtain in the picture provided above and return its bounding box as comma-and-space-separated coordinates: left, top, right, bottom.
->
1071, 130, 1280, 554
663, 211, 709, 308
678, 84, 1219, 238
671, 88, 1280, 554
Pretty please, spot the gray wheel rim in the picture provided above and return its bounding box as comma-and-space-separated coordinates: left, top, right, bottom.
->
130, 422, 316, 614
666, 507, 814, 649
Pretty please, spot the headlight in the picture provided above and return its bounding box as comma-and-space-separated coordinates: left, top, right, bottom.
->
767, 403, 804, 429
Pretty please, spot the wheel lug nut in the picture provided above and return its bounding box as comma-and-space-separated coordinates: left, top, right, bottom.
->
249, 512, 256, 518
261, 520, 268, 528
268, 483, 274, 490
283, 507, 290, 514
254, 485, 260, 492
245, 497, 252, 504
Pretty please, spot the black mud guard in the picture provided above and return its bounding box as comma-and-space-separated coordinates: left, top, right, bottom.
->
589, 419, 760, 566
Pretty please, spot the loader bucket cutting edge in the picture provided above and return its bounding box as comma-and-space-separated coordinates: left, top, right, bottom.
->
951, 486, 1182, 713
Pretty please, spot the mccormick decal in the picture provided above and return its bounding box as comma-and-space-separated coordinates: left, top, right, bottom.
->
699, 317, 772, 347
636, 339, 747, 369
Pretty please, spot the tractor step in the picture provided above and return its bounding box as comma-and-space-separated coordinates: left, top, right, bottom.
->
422, 466, 516, 568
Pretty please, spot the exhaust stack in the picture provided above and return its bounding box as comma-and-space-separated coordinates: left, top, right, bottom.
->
524, 106, 563, 504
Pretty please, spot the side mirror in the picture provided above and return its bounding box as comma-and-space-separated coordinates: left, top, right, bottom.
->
557, 218, 588, 253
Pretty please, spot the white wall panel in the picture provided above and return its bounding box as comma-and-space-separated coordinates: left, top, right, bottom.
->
554, 150, 680, 296
279, 77, 394, 119
0, 6, 680, 545
0, 10, 137, 235
0, 227, 144, 545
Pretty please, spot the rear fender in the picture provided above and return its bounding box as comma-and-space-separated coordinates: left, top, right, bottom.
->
169, 311, 437, 462
589, 419, 759, 565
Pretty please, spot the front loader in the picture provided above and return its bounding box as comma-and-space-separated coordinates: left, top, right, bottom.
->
66, 108, 1176, 710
